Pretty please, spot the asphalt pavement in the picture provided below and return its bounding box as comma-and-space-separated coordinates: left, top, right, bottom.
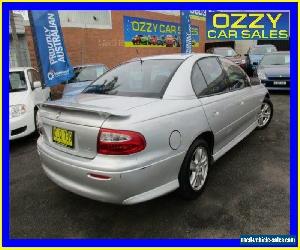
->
10, 93, 290, 239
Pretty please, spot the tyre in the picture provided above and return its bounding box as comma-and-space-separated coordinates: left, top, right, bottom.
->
178, 138, 210, 200
257, 97, 273, 130
34, 108, 39, 131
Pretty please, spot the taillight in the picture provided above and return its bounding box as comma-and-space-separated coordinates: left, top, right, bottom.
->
97, 128, 146, 155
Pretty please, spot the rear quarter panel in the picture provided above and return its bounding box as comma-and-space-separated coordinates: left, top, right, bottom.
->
102, 99, 211, 181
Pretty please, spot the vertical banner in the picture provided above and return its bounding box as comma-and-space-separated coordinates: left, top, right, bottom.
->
180, 10, 192, 53
28, 11, 74, 87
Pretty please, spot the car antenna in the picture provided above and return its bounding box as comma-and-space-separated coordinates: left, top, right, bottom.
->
135, 48, 143, 65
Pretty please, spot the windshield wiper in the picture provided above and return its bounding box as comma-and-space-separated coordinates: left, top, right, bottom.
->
71, 79, 93, 83
83, 77, 119, 95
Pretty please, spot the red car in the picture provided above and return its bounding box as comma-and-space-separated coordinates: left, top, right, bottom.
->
165, 35, 176, 47
132, 35, 142, 45
149, 36, 158, 45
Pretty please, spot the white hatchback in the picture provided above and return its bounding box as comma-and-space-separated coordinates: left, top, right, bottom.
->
10, 67, 50, 140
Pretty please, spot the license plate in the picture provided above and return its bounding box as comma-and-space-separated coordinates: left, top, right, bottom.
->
52, 127, 74, 148
273, 81, 286, 86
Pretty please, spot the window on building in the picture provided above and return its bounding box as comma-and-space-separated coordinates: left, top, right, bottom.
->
58, 11, 112, 29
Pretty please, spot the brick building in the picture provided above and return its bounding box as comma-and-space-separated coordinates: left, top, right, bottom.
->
24, 10, 228, 69
18, 10, 289, 70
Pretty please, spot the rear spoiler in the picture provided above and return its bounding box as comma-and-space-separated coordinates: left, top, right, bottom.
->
38, 100, 130, 117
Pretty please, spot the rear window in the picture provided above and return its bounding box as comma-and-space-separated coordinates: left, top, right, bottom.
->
214, 47, 237, 57
260, 53, 290, 66
250, 46, 277, 55
68, 65, 108, 83
83, 59, 183, 98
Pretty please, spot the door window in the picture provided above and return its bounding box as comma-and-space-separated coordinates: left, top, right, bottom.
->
197, 57, 228, 96
32, 70, 41, 82
220, 58, 250, 91
27, 69, 41, 89
191, 63, 208, 97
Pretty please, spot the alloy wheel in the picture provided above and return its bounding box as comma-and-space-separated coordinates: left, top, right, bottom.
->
258, 102, 271, 128
189, 147, 209, 191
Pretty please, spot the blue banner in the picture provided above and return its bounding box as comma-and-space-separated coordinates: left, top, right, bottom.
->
123, 16, 199, 48
180, 10, 192, 53
29, 11, 74, 87
206, 11, 289, 40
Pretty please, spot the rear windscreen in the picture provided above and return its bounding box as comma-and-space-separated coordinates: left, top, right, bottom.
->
83, 59, 183, 98
250, 46, 277, 55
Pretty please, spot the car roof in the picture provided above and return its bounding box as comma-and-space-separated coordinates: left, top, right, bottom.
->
10, 67, 34, 72
131, 53, 216, 61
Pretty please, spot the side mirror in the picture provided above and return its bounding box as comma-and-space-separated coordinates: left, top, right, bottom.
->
253, 62, 258, 66
33, 81, 42, 89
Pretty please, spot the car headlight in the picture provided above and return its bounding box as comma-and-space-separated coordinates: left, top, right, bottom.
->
257, 70, 267, 80
9, 104, 26, 119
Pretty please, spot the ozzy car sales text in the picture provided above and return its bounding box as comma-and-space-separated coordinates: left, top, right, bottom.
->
206, 12, 289, 40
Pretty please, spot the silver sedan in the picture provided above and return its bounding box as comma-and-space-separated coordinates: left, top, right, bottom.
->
37, 54, 273, 204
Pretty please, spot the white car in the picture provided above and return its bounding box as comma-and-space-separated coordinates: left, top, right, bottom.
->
10, 67, 50, 140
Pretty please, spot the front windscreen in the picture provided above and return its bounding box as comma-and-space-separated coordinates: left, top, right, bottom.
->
260, 53, 290, 66
83, 59, 183, 98
214, 48, 237, 57
9, 71, 27, 92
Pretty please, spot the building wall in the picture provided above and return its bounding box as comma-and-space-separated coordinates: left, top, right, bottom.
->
9, 36, 31, 67
10, 13, 31, 67
235, 40, 257, 55
25, 10, 214, 69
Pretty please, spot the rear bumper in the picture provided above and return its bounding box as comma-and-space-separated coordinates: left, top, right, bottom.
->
37, 137, 184, 204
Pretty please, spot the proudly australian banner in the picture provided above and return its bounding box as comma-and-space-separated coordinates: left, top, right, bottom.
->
123, 16, 200, 48
29, 11, 74, 86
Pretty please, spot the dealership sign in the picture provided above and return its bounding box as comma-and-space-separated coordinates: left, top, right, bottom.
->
189, 10, 206, 21
29, 11, 74, 86
206, 11, 289, 40
123, 16, 200, 48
